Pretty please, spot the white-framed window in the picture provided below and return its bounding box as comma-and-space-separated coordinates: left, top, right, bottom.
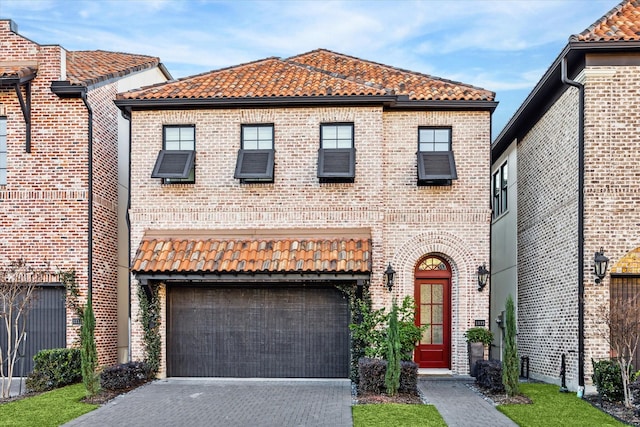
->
235, 124, 275, 182
318, 123, 355, 181
151, 125, 196, 184
493, 161, 508, 218
417, 127, 457, 185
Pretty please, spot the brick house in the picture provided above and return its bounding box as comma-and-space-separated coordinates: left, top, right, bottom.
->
116, 49, 496, 378
490, 0, 640, 391
0, 19, 170, 370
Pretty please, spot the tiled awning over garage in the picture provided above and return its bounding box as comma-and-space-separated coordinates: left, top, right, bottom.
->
131, 237, 371, 274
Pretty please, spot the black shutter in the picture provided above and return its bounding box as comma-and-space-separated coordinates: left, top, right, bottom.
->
417, 151, 458, 184
151, 150, 195, 179
234, 149, 275, 181
318, 148, 355, 179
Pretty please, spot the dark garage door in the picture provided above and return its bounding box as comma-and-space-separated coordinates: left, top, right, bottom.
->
167, 285, 350, 378
0, 286, 66, 374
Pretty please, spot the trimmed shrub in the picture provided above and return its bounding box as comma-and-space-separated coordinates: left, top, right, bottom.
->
592, 359, 625, 402
25, 348, 81, 392
359, 358, 387, 394
399, 360, 419, 395
358, 357, 418, 395
100, 361, 152, 391
475, 360, 504, 393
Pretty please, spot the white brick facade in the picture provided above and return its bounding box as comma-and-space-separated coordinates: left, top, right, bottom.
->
493, 58, 640, 390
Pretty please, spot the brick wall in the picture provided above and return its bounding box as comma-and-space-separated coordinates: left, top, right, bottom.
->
582, 65, 640, 377
514, 63, 640, 390
129, 106, 491, 375
87, 83, 120, 365
516, 86, 580, 387
0, 20, 119, 366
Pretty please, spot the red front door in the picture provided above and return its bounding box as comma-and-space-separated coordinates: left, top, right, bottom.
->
414, 257, 452, 368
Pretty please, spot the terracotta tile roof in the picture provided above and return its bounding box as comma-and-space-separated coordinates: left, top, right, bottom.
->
573, 0, 640, 41
119, 49, 494, 102
66, 50, 161, 86
132, 237, 371, 274
121, 57, 387, 100
288, 49, 494, 101
0, 64, 37, 80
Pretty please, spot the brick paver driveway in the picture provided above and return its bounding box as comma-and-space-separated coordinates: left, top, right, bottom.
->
64, 378, 353, 427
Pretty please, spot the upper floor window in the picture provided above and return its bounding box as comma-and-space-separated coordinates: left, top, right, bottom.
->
318, 123, 355, 182
417, 127, 457, 186
235, 124, 275, 182
151, 125, 196, 184
493, 161, 508, 218
0, 117, 6, 185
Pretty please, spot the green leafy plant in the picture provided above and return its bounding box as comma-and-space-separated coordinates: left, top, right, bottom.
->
25, 348, 81, 392
464, 327, 494, 345
338, 283, 372, 383
349, 296, 426, 362
80, 298, 99, 397
502, 294, 519, 397
59, 269, 99, 397
592, 359, 629, 402
384, 299, 401, 396
137, 284, 161, 375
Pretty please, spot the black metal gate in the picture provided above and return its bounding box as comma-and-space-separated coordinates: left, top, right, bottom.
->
0, 285, 66, 374
167, 285, 350, 378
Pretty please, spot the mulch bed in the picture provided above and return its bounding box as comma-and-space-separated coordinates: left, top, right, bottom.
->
82, 388, 130, 405
583, 394, 640, 426
355, 392, 423, 404
0, 382, 149, 406
468, 384, 533, 405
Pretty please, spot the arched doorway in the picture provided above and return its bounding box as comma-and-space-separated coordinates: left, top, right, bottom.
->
414, 255, 452, 368
610, 247, 640, 370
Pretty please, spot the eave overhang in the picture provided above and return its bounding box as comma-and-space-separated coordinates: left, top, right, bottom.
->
492, 40, 640, 162
50, 80, 88, 98
390, 99, 497, 112
134, 272, 370, 285
115, 94, 496, 115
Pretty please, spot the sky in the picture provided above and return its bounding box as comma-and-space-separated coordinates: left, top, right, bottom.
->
1, 0, 618, 139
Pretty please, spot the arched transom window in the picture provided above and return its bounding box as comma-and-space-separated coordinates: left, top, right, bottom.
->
417, 257, 449, 272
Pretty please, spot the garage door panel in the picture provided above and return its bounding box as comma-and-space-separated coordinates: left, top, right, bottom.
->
167, 286, 349, 378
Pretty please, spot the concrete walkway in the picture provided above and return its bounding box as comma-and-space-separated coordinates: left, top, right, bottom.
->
63, 378, 353, 427
418, 376, 518, 427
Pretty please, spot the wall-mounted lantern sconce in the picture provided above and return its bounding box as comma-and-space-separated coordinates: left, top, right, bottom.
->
477, 264, 490, 291
384, 263, 396, 292
594, 247, 609, 284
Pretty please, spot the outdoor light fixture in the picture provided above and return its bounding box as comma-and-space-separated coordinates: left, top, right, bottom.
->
384, 263, 396, 292
594, 247, 609, 284
477, 264, 490, 291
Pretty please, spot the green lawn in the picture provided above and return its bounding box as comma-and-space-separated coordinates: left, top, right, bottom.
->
498, 383, 626, 427
0, 383, 97, 427
352, 403, 446, 427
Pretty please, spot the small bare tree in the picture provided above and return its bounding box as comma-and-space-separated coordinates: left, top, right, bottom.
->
599, 294, 640, 408
0, 259, 51, 398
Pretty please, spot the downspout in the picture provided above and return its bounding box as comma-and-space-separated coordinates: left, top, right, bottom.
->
123, 106, 133, 362
561, 56, 585, 391
488, 114, 494, 359
81, 93, 94, 301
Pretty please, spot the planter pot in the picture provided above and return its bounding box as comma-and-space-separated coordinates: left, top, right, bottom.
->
468, 342, 485, 377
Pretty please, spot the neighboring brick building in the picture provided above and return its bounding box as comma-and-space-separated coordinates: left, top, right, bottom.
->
490, 0, 640, 392
116, 49, 496, 377
0, 19, 170, 370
